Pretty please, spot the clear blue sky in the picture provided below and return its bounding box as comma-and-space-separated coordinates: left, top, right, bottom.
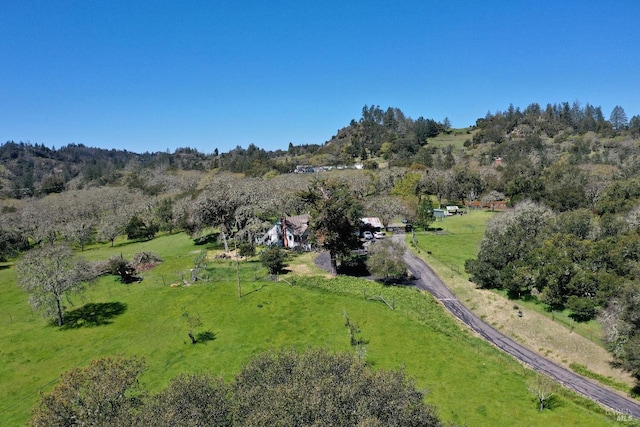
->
2, 1, 639, 154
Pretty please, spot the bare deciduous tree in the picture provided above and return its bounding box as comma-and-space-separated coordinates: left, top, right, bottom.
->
365, 196, 408, 229
16, 244, 95, 326
527, 375, 556, 411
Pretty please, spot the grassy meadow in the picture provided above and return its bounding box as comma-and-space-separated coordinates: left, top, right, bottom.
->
0, 230, 629, 426
428, 128, 474, 149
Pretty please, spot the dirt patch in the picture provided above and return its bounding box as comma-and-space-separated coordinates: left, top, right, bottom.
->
288, 262, 313, 276
290, 252, 332, 277
207, 249, 240, 261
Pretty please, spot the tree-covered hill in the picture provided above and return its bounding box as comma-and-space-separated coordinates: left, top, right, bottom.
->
3, 101, 638, 199
0, 104, 451, 195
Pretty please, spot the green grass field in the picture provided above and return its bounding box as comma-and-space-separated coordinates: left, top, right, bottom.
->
428, 128, 474, 149
414, 210, 492, 271
0, 231, 627, 426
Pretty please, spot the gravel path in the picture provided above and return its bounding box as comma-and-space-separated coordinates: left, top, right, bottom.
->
313, 237, 640, 418
395, 234, 640, 419
314, 251, 332, 272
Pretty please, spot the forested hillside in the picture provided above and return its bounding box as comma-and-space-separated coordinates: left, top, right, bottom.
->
4, 101, 640, 381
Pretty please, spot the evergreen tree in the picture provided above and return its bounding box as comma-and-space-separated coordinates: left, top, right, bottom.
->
610, 105, 628, 131
299, 178, 363, 274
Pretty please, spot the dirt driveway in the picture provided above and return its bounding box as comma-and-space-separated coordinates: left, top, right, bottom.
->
396, 234, 640, 419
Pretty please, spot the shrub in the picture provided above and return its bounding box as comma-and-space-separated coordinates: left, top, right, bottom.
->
107, 254, 137, 283
260, 246, 286, 275
567, 296, 598, 322
238, 242, 255, 258
366, 239, 407, 284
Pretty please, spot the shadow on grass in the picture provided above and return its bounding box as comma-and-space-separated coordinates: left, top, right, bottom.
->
541, 394, 562, 411
338, 259, 370, 277
103, 238, 153, 250
372, 277, 416, 287
194, 232, 225, 250
195, 331, 216, 344
242, 284, 266, 297
630, 384, 640, 398
61, 302, 127, 329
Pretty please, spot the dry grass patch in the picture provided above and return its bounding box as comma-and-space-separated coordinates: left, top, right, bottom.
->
287, 252, 332, 277
425, 259, 635, 390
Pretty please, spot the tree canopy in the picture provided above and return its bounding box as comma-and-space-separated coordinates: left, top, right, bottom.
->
601, 282, 640, 380
366, 239, 408, 284
31, 350, 445, 427
30, 356, 146, 427
299, 178, 363, 274
16, 244, 95, 326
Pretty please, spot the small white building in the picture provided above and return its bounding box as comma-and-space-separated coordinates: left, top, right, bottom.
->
434, 209, 447, 219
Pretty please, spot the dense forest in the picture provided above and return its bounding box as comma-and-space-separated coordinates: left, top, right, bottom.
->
4, 101, 640, 380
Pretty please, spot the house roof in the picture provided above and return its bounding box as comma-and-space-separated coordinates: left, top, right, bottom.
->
361, 217, 384, 229
284, 214, 310, 236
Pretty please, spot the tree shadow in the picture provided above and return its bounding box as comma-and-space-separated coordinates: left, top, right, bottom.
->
195, 331, 216, 344
61, 302, 127, 329
372, 276, 416, 287
337, 258, 370, 277
541, 394, 562, 411
194, 232, 224, 249
242, 284, 266, 297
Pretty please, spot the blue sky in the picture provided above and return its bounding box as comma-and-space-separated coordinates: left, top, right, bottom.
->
2, 1, 639, 154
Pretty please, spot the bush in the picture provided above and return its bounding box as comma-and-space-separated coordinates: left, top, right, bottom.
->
238, 242, 255, 258
567, 296, 598, 321
366, 239, 407, 284
260, 246, 286, 274
107, 254, 137, 283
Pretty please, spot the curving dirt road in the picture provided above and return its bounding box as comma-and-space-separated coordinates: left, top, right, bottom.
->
397, 235, 640, 419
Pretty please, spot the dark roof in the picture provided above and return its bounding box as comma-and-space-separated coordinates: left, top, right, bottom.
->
285, 214, 310, 236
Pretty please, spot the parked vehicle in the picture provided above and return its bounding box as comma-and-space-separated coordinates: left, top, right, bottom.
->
374, 231, 385, 239
362, 231, 374, 240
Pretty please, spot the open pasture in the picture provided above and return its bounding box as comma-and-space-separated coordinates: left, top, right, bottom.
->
0, 232, 624, 426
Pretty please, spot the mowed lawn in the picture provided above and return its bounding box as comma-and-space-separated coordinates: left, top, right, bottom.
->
413, 209, 494, 272
0, 232, 621, 426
